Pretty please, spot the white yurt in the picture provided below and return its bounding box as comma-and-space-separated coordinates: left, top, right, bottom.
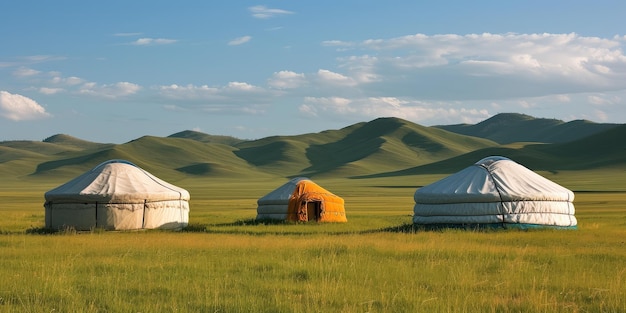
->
256, 177, 347, 222
413, 156, 577, 228
44, 159, 189, 230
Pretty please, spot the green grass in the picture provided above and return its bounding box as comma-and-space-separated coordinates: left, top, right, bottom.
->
0, 174, 625, 312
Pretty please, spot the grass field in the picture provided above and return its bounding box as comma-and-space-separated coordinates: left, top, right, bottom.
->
0, 172, 625, 312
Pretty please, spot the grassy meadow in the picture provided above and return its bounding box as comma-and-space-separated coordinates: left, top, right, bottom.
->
1, 171, 625, 312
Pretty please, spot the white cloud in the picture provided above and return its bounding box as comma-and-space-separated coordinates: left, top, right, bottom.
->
51, 75, 84, 86
249, 5, 294, 19
158, 82, 265, 100
316, 69, 357, 86
156, 82, 274, 116
78, 82, 141, 98
159, 84, 220, 100
228, 36, 251, 46
131, 38, 177, 45
588, 94, 619, 106
0, 91, 51, 121
268, 71, 306, 89
326, 32, 626, 101
158, 82, 271, 107
299, 96, 490, 125
226, 81, 260, 92
12, 67, 40, 77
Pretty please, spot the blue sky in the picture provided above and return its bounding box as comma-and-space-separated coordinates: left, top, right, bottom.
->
1, 1, 625, 143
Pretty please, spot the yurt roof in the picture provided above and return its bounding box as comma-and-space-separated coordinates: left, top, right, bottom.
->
257, 177, 310, 204
44, 159, 189, 203
414, 156, 574, 204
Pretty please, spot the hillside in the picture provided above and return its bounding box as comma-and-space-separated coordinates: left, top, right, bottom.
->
32, 136, 271, 181
235, 117, 498, 177
168, 130, 244, 146
435, 113, 620, 144
355, 123, 626, 179
1, 114, 624, 182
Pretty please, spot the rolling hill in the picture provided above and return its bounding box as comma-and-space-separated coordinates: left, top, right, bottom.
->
435, 113, 620, 144
168, 130, 244, 146
355, 123, 626, 179
1, 114, 624, 182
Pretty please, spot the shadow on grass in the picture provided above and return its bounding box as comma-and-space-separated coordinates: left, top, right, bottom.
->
24, 226, 104, 235
21, 221, 564, 236
181, 219, 296, 233
180, 221, 522, 235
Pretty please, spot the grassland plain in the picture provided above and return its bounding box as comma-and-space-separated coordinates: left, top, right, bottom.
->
0, 173, 625, 312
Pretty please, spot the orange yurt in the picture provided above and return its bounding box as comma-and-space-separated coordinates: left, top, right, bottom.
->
256, 177, 346, 222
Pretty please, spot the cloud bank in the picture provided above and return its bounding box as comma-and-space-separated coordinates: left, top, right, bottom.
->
8, 32, 626, 127
0, 91, 51, 121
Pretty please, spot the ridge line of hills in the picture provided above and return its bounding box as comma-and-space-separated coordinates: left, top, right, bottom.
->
1, 113, 623, 181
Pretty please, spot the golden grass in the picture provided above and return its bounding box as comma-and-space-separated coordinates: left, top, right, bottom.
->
0, 176, 625, 312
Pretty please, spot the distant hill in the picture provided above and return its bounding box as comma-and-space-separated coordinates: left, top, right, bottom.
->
355, 123, 626, 179
43, 134, 112, 150
33, 135, 270, 180
168, 130, 244, 146
234, 117, 497, 177
435, 113, 620, 144
1, 113, 624, 182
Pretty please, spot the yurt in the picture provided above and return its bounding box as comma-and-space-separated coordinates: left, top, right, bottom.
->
256, 177, 347, 222
44, 159, 190, 230
413, 156, 577, 228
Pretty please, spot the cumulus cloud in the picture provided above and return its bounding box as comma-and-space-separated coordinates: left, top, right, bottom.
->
159, 84, 220, 100
158, 82, 266, 99
326, 32, 626, 101
50, 75, 84, 86
131, 38, 177, 45
268, 71, 306, 89
249, 5, 294, 19
225, 82, 260, 92
228, 36, 251, 46
78, 82, 141, 98
316, 69, 357, 86
157, 82, 272, 114
0, 91, 51, 121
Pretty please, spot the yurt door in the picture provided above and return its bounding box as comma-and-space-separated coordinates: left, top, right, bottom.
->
306, 201, 321, 221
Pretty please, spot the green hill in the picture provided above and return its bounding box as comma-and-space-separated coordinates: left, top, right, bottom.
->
301, 117, 497, 177
33, 136, 270, 181
233, 117, 498, 178
355, 123, 626, 179
435, 113, 620, 144
168, 130, 244, 146
1, 114, 624, 182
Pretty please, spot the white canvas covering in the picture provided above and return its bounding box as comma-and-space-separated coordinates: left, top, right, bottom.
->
256, 177, 347, 222
257, 177, 308, 220
44, 159, 189, 230
413, 156, 577, 228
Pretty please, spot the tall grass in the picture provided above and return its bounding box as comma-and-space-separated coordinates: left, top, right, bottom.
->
0, 176, 625, 312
